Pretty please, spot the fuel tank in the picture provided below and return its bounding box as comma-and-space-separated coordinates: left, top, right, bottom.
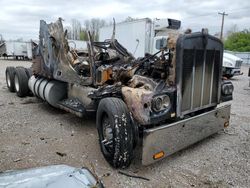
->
28, 76, 67, 107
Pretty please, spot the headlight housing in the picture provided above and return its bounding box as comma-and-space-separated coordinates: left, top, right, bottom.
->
222, 83, 234, 95
151, 95, 171, 112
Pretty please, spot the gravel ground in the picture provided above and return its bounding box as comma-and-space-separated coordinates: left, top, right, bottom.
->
0, 58, 249, 188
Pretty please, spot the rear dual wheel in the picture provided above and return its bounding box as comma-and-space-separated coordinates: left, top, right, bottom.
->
14, 67, 30, 97
5, 67, 16, 92
5, 66, 32, 97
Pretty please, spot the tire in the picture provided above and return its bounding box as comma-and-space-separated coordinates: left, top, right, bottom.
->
97, 97, 134, 168
24, 68, 33, 96
5, 66, 16, 92
14, 67, 29, 97
25, 68, 33, 79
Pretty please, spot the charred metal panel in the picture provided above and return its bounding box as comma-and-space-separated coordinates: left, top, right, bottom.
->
122, 86, 154, 125
34, 19, 93, 85
166, 33, 179, 85
122, 75, 176, 125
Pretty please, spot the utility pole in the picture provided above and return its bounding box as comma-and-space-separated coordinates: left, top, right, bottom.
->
218, 12, 228, 40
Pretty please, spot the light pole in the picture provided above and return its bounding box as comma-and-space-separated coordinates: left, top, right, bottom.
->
218, 12, 228, 40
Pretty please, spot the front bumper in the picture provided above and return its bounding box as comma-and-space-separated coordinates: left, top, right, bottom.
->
142, 104, 231, 165
224, 67, 241, 76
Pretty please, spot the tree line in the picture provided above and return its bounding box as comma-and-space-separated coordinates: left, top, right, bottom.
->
65, 17, 139, 41
65, 18, 108, 41
224, 27, 250, 52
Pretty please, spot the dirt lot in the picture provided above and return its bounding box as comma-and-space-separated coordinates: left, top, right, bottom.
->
0, 58, 249, 188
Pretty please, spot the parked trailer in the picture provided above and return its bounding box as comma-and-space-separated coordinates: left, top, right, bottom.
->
0, 41, 34, 59
5, 19, 233, 168
99, 18, 181, 58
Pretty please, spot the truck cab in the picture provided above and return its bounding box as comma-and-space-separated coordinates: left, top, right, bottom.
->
6, 19, 233, 169
152, 36, 168, 54
223, 52, 243, 78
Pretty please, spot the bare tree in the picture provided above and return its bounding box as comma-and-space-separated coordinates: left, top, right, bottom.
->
123, 16, 138, 22
64, 26, 73, 39
64, 18, 107, 41
79, 29, 88, 41
71, 19, 82, 40
84, 18, 107, 41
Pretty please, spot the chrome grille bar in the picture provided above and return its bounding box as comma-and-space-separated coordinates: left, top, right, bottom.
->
200, 50, 206, 107
209, 50, 216, 104
190, 49, 196, 110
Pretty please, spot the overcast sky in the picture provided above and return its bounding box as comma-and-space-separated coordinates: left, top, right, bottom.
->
0, 0, 249, 40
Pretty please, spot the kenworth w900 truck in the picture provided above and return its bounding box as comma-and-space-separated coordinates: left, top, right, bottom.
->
5, 19, 233, 168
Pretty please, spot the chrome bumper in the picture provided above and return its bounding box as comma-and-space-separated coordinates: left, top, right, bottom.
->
231, 68, 241, 76
142, 104, 231, 165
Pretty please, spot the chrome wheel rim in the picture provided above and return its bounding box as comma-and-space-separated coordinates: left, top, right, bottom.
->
101, 115, 113, 152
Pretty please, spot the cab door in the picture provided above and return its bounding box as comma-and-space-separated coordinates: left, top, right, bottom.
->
152, 36, 168, 54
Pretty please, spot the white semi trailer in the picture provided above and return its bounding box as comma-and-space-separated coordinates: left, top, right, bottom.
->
0, 41, 33, 59
99, 18, 181, 58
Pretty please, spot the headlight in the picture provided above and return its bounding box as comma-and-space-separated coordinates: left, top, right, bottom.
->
152, 95, 170, 112
153, 97, 162, 111
222, 83, 234, 95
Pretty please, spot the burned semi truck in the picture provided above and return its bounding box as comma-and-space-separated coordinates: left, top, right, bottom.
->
5, 19, 233, 168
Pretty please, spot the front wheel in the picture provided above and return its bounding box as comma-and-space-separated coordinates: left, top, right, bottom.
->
97, 97, 134, 168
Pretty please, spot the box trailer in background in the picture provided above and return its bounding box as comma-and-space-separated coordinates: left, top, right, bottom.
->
99, 18, 181, 58
0, 41, 34, 59
0, 39, 87, 60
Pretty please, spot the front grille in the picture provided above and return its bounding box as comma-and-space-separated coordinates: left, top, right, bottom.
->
176, 33, 223, 117
181, 49, 220, 113
235, 60, 242, 68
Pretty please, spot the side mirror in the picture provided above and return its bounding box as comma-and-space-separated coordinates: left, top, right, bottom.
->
156, 38, 167, 50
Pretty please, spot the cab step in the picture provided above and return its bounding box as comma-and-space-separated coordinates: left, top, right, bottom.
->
57, 98, 86, 117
